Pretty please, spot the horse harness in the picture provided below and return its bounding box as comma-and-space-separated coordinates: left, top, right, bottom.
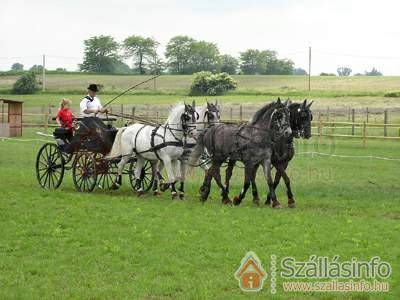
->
133, 123, 189, 161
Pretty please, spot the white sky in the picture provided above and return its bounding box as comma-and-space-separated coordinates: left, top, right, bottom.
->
2, 0, 400, 75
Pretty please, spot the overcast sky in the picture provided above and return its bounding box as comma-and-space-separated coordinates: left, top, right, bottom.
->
2, 0, 400, 75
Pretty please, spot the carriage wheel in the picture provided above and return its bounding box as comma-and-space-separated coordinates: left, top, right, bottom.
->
97, 160, 119, 190
128, 159, 154, 192
72, 152, 97, 192
36, 143, 65, 189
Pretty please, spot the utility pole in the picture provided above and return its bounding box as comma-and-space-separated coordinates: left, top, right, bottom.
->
42, 54, 46, 91
308, 46, 311, 91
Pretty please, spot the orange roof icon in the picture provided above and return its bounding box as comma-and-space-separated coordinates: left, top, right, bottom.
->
234, 251, 268, 292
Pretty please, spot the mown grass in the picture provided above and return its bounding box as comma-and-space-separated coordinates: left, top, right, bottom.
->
0, 128, 399, 299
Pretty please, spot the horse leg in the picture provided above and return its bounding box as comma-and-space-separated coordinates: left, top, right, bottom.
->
178, 161, 186, 200
199, 162, 217, 202
233, 164, 253, 206
162, 157, 177, 199
280, 165, 295, 208
134, 157, 145, 195
151, 161, 161, 196
111, 155, 130, 190
263, 158, 281, 209
211, 162, 231, 204
225, 160, 236, 194
251, 163, 260, 206
266, 169, 281, 206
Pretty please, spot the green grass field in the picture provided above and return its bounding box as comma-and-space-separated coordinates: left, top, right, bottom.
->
0, 128, 399, 299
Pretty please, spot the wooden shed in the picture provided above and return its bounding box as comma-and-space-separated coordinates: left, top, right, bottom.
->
0, 99, 23, 137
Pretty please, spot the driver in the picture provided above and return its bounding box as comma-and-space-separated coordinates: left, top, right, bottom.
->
80, 84, 108, 116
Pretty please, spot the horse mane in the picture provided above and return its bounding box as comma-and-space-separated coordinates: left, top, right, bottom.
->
166, 103, 185, 124
249, 102, 277, 125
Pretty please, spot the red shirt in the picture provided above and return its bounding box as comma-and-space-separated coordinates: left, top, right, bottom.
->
57, 108, 73, 130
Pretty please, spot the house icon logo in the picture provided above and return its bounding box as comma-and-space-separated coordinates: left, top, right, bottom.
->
234, 251, 268, 292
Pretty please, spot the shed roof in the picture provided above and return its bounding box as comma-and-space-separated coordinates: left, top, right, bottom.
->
0, 99, 24, 104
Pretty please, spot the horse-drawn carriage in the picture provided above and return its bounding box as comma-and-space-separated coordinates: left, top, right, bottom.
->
35, 116, 154, 192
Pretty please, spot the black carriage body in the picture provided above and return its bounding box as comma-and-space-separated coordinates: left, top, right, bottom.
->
70, 117, 118, 155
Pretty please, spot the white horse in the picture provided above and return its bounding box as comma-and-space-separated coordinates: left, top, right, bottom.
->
107, 103, 197, 197
157, 102, 221, 199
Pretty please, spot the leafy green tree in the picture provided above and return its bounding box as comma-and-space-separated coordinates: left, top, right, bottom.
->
55, 67, 67, 72
189, 41, 220, 73
12, 72, 39, 94
123, 35, 158, 74
220, 54, 238, 74
293, 67, 307, 75
365, 67, 382, 76
80, 35, 120, 73
29, 64, 45, 73
240, 49, 294, 75
147, 50, 165, 75
337, 66, 352, 76
239, 49, 263, 74
11, 63, 24, 71
165, 35, 195, 74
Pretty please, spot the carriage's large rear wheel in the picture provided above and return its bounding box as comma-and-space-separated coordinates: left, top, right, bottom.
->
36, 143, 65, 189
128, 159, 154, 192
72, 152, 97, 192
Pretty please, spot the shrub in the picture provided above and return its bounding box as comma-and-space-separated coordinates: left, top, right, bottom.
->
12, 72, 39, 94
190, 71, 237, 96
384, 91, 400, 98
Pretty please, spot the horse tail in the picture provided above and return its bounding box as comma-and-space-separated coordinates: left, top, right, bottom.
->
186, 132, 206, 175
107, 127, 126, 158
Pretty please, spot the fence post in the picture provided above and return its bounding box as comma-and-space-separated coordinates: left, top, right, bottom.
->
363, 121, 367, 148
351, 109, 355, 136
120, 104, 124, 123
384, 110, 388, 137
131, 107, 135, 120
239, 105, 243, 122
319, 119, 324, 144
366, 107, 369, 123
230, 107, 233, 121
327, 106, 330, 122
44, 111, 49, 133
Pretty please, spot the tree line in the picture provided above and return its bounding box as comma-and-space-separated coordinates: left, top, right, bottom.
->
78, 35, 296, 75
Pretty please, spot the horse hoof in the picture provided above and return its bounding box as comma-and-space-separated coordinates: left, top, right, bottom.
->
179, 193, 185, 200
153, 191, 161, 197
160, 183, 169, 192
272, 202, 282, 209
137, 190, 145, 197
222, 199, 232, 205
109, 182, 120, 190
233, 196, 241, 206
288, 198, 296, 208
253, 198, 260, 206
171, 192, 178, 199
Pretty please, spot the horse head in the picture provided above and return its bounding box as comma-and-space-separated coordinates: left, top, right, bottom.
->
268, 98, 292, 139
290, 99, 313, 139
205, 101, 220, 124
181, 104, 198, 138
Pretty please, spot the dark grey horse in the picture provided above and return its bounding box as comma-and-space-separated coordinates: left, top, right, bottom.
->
225, 99, 313, 208
188, 99, 292, 206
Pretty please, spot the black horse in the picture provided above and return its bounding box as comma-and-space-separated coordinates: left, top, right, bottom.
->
188, 99, 292, 206
225, 99, 313, 208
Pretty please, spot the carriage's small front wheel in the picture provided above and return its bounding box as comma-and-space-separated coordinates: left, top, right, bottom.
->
96, 155, 119, 190
128, 159, 154, 192
72, 152, 97, 192
36, 143, 65, 189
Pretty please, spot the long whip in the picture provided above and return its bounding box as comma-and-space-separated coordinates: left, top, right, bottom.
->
103, 74, 161, 107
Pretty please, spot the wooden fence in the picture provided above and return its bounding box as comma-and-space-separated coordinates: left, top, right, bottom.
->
15, 102, 400, 146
